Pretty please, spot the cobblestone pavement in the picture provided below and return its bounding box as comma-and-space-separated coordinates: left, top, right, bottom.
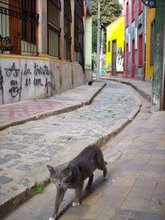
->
0, 81, 141, 216
103, 76, 152, 102
0, 82, 105, 130
4, 94, 165, 220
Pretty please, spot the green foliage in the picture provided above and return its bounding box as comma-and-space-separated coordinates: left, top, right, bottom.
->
34, 184, 44, 194
92, 25, 98, 53
92, 0, 122, 52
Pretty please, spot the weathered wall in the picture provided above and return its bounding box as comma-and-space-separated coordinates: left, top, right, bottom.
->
106, 16, 124, 73
152, 0, 164, 110
124, 0, 145, 79
84, 15, 92, 81
145, 8, 155, 80
0, 57, 86, 105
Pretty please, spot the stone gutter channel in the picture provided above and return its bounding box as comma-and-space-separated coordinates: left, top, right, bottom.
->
0, 81, 143, 218
105, 77, 151, 102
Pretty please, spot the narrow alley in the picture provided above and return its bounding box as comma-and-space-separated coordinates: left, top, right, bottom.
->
0, 80, 164, 220
0, 0, 165, 219
1, 80, 165, 220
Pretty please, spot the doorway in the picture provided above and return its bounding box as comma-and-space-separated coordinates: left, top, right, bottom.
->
131, 39, 135, 78
112, 40, 117, 75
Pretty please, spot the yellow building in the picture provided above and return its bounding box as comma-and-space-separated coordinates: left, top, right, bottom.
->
145, 8, 155, 80
106, 16, 124, 76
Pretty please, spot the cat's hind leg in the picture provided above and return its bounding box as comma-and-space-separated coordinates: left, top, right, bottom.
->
103, 165, 107, 178
96, 158, 107, 179
86, 174, 94, 190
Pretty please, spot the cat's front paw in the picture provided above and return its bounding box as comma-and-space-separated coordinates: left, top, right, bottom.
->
49, 217, 55, 220
72, 201, 80, 207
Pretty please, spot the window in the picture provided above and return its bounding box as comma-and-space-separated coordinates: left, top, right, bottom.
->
138, 0, 143, 15
48, 0, 61, 57
131, 0, 135, 22
150, 20, 155, 65
74, 0, 84, 69
125, 43, 129, 75
22, 0, 36, 44
108, 41, 110, 52
126, 1, 129, 27
138, 34, 143, 66
64, 0, 72, 61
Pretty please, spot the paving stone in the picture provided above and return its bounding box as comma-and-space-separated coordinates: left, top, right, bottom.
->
66, 204, 89, 217
95, 207, 116, 220
143, 213, 163, 220
16, 164, 32, 171
82, 192, 101, 205
60, 215, 80, 220
112, 209, 164, 220
0, 175, 13, 184
121, 197, 151, 212
1, 80, 165, 220
115, 209, 144, 219
17, 178, 31, 186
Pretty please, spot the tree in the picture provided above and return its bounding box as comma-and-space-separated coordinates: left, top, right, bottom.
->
92, 0, 122, 52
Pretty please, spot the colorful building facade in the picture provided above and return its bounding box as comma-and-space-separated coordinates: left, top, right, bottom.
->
106, 16, 124, 76
145, 7, 155, 80
124, 0, 146, 80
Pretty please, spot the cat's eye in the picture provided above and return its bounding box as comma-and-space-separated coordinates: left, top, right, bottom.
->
64, 177, 70, 183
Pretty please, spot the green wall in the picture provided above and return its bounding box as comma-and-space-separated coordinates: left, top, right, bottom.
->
152, 0, 165, 109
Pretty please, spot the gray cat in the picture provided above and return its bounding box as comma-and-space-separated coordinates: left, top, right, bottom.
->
47, 144, 107, 220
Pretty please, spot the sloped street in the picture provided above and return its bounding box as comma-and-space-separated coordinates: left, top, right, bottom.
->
0, 80, 141, 218
2, 80, 165, 220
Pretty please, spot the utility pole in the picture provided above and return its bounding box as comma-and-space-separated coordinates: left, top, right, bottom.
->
96, 0, 100, 81
100, 28, 104, 74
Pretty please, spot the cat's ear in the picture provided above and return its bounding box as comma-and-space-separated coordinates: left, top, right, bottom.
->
47, 165, 54, 173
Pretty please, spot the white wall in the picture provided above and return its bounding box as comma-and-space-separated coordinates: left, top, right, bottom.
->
84, 15, 92, 81
0, 57, 86, 104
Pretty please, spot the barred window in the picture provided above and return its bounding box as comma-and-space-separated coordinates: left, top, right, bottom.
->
125, 1, 129, 27
131, 0, 135, 22
138, 34, 143, 66
64, 0, 72, 61
0, 0, 38, 55
48, 0, 61, 57
74, 0, 84, 69
22, 0, 36, 44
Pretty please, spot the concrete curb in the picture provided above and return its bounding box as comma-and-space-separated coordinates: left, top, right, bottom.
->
0, 83, 106, 132
0, 90, 142, 219
103, 78, 151, 102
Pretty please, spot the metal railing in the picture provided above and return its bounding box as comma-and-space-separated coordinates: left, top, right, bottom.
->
0, 0, 39, 55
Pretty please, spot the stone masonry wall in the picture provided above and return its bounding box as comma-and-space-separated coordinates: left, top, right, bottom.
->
0, 57, 86, 105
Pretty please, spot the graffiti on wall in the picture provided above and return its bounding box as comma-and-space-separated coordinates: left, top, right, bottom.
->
0, 66, 4, 104
0, 62, 56, 103
5, 63, 20, 98
116, 47, 124, 72
23, 63, 55, 90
